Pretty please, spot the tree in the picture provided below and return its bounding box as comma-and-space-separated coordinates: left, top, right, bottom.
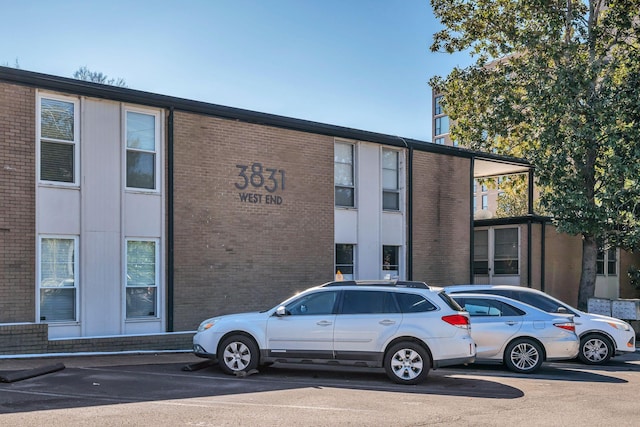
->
73, 66, 127, 87
430, 0, 640, 309
1, 58, 20, 68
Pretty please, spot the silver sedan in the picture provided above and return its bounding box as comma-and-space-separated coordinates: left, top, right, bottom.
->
450, 293, 579, 373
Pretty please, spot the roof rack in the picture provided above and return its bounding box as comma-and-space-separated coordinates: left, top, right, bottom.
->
320, 280, 429, 289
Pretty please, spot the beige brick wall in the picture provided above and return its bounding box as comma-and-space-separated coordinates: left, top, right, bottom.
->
172, 112, 335, 330
0, 82, 35, 323
542, 224, 583, 306
411, 151, 471, 286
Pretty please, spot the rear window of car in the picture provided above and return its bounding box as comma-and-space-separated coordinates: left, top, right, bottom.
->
395, 292, 437, 313
515, 291, 575, 314
453, 297, 525, 316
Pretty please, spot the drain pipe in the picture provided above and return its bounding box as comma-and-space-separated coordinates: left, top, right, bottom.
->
167, 107, 175, 332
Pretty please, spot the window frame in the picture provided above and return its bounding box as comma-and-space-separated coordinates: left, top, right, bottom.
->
124, 107, 162, 192
597, 242, 618, 276
335, 243, 355, 280
37, 235, 79, 323
382, 148, 401, 211
493, 227, 520, 275
434, 95, 444, 116
334, 141, 356, 208
125, 238, 160, 319
434, 116, 449, 136
382, 245, 400, 279
37, 93, 80, 186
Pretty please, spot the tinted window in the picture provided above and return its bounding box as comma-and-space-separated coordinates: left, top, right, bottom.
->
454, 297, 524, 317
341, 290, 398, 314
515, 291, 575, 314
285, 291, 338, 315
395, 293, 437, 313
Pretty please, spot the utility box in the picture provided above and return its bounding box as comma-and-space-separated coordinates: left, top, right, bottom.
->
611, 299, 640, 321
588, 298, 612, 316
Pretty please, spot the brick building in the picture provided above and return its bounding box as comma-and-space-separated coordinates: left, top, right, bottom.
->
1, 66, 551, 355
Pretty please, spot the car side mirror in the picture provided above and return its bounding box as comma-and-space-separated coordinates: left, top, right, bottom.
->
276, 306, 288, 316
557, 307, 567, 313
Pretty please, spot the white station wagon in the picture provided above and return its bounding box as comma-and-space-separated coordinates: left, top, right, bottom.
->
194, 280, 476, 384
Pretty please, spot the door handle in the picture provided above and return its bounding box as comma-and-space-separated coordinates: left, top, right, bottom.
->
505, 321, 518, 326
379, 320, 396, 325
316, 321, 333, 326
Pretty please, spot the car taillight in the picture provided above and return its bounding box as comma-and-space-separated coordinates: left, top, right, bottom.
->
554, 322, 575, 332
442, 314, 470, 328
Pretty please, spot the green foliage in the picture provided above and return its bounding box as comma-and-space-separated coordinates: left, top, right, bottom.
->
1, 58, 20, 68
430, 0, 640, 305
73, 66, 127, 87
628, 265, 640, 290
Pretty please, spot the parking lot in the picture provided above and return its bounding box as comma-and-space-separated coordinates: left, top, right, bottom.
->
1, 351, 639, 426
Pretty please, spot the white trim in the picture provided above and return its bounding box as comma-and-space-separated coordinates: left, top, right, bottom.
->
36, 92, 80, 187
123, 106, 162, 193
124, 237, 161, 321
36, 235, 80, 324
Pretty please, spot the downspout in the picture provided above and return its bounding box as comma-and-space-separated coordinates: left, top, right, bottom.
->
541, 220, 546, 292
398, 137, 412, 280
470, 157, 475, 284
527, 168, 534, 288
407, 144, 413, 280
527, 219, 532, 288
167, 107, 174, 332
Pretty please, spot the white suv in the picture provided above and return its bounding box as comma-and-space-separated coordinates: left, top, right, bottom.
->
194, 280, 476, 384
444, 284, 636, 364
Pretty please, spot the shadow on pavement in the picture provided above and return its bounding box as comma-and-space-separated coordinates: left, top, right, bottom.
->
0, 358, 525, 414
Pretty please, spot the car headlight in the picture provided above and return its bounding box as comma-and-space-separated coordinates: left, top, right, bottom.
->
197, 318, 218, 332
608, 321, 631, 331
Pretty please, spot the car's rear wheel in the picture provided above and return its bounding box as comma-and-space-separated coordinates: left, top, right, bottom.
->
218, 335, 259, 375
384, 341, 431, 385
504, 338, 544, 373
578, 334, 613, 365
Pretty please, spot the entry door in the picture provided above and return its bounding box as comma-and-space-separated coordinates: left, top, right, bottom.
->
474, 227, 521, 285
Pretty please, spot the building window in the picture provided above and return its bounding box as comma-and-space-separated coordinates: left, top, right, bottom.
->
39, 237, 78, 322
126, 110, 158, 190
382, 149, 400, 211
382, 245, 399, 279
482, 194, 488, 210
435, 116, 449, 136
335, 244, 354, 280
597, 242, 618, 276
453, 140, 459, 147
126, 240, 158, 318
494, 228, 519, 275
473, 230, 489, 275
334, 142, 355, 207
434, 137, 445, 145
39, 96, 79, 184
434, 95, 444, 116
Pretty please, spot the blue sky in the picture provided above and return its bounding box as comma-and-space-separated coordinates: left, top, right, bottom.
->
1, 0, 473, 141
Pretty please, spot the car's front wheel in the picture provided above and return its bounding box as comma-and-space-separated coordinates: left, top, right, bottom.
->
504, 338, 544, 373
218, 335, 259, 375
578, 334, 613, 365
384, 341, 431, 385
